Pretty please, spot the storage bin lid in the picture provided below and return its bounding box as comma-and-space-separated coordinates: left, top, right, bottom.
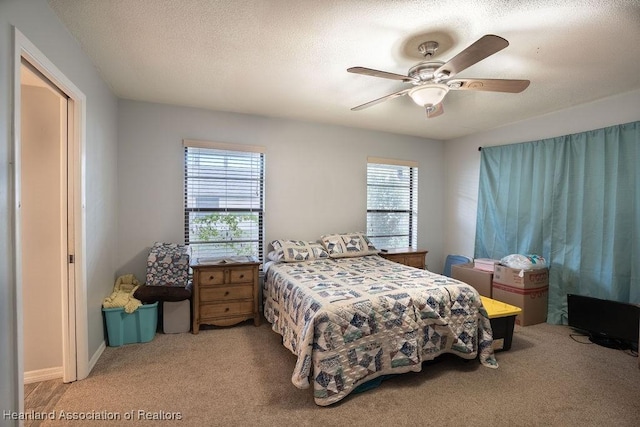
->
481, 296, 522, 318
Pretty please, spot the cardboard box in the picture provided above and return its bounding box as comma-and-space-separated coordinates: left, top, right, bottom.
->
474, 258, 500, 272
481, 296, 522, 351
451, 263, 493, 297
492, 265, 549, 326
493, 264, 549, 288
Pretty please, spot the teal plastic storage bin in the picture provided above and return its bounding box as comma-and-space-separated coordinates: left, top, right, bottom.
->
103, 302, 158, 346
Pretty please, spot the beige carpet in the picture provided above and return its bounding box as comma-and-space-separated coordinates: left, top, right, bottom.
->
41, 320, 639, 426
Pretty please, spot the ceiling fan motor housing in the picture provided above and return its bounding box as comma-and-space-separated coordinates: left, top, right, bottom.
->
408, 60, 446, 83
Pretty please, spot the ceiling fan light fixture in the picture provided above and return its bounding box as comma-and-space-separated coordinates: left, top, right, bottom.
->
408, 84, 449, 107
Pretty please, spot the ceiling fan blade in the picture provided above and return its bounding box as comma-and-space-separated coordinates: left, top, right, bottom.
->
351, 88, 411, 111
426, 103, 444, 118
348, 66, 416, 82
447, 78, 530, 93
434, 35, 509, 79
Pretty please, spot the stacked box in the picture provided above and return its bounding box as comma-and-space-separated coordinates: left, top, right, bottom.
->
451, 263, 493, 297
146, 242, 190, 287
474, 258, 500, 272
492, 265, 549, 326
103, 302, 158, 346
144, 242, 192, 334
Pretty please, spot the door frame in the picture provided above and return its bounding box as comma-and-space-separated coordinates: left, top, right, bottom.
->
12, 27, 89, 406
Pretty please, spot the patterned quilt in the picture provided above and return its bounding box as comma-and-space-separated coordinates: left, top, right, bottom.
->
263, 255, 497, 406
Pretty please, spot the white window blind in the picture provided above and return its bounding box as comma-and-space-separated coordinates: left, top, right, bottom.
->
366, 158, 418, 250
184, 140, 265, 261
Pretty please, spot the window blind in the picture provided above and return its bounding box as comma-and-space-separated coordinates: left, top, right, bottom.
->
366, 158, 418, 250
184, 141, 265, 261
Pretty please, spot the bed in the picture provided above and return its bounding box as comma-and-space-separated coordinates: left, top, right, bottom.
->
263, 234, 497, 406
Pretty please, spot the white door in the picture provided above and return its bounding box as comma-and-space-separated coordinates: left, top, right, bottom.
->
20, 59, 74, 384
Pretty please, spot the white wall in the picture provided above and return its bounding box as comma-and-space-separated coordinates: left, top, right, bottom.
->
116, 100, 445, 278
0, 6, 636, 422
21, 85, 64, 374
443, 89, 640, 259
0, 0, 118, 418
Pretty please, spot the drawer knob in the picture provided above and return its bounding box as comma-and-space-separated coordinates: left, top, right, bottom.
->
239, 274, 244, 278
224, 291, 229, 296
209, 275, 215, 280
225, 307, 229, 312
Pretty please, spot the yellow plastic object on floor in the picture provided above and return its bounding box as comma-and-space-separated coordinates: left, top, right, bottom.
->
481, 296, 522, 351
481, 296, 522, 318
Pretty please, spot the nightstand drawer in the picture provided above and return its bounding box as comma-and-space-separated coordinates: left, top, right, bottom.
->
404, 254, 425, 268
379, 248, 428, 270
198, 270, 225, 285
229, 268, 254, 283
381, 254, 403, 264
200, 285, 253, 302
200, 300, 254, 318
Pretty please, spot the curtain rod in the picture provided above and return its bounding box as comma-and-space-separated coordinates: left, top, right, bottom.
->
478, 147, 482, 151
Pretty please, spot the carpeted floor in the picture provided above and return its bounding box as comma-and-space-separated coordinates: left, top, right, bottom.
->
38, 320, 640, 426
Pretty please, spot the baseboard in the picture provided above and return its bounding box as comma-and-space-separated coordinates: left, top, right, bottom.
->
88, 340, 106, 374
23, 340, 105, 384
24, 367, 63, 384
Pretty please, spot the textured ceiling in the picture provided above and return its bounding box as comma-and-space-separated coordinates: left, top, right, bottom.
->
48, 0, 640, 140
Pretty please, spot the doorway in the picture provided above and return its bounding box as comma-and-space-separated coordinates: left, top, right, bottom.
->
20, 60, 68, 384
13, 28, 89, 412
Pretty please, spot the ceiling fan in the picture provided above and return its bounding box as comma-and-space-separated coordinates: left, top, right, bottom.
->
347, 34, 530, 118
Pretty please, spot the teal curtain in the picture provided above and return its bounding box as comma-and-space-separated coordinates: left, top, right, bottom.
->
475, 121, 640, 324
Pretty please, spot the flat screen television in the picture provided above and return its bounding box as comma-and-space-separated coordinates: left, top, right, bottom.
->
567, 293, 640, 350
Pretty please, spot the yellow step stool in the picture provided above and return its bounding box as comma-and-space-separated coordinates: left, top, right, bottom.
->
481, 296, 522, 351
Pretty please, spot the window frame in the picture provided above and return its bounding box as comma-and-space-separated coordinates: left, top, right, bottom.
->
366, 156, 418, 250
183, 139, 265, 262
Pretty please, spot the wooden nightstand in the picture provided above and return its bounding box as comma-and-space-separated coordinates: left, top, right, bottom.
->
379, 248, 428, 269
191, 258, 261, 334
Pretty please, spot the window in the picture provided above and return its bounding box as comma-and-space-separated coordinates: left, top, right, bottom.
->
366, 157, 418, 250
184, 140, 265, 261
